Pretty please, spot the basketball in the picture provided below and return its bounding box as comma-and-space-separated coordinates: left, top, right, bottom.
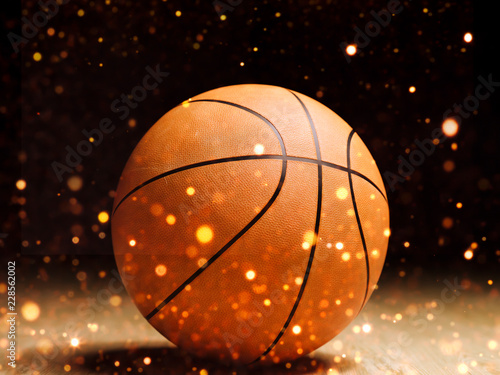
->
111, 84, 390, 365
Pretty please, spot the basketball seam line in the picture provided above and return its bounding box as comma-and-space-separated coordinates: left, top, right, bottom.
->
347, 129, 371, 310
112, 156, 385, 216
144, 100, 288, 320
248, 91, 324, 364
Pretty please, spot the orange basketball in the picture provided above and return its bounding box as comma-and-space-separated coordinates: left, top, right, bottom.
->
111, 84, 390, 365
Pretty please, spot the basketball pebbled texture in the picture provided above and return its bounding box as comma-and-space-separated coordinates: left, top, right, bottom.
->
111, 84, 390, 365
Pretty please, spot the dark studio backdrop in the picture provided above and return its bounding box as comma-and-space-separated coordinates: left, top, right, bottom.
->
1, 0, 500, 347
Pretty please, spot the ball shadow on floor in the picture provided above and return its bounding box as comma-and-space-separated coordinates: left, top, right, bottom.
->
69, 345, 345, 374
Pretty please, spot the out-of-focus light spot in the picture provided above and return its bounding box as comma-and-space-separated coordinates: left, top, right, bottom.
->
370, 194, 376, 200
64, 364, 71, 372
470, 242, 478, 249
347, 209, 355, 217
464, 33, 473, 43
150, 203, 164, 216
488, 279, 493, 285
67, 175, 83, 191
442, 217, 453, 229
245, 270, 256, 280
200, 370, 208, 375
464, 250, 473, 260
442, 118, 459, 137
33, 52, 42, 61
155, 264, 167, 277
383, 229, 391, 237
283, 284, 289, 291
404, 242, 410, 248
336, 187, 348, 200
143, 357, 151, 365
264, 299, 271, 306
352, 325, 361, 333
295, 276, 303, 285
72, 237, 79, 244
88, 323, 98, 332
341, 252, 351, 262
114, 361, 120, 367
346, 44, 357, 56
22, 301, 40, 321
240, 62, 245, 66
109, 295, 122, 307
220, 14, 227, 21
186, 186, 195, 196
175, 10, 181, 17
166, 214, 176, 225
129, 239, 136, 247
395, 313, 403, 321
409, 86, 416, 93
16, 179, 27, 190
186, 246, 198, 258
254, 144, 265, 155
372, 249, 380, 258
456, 202, 463, 209
98, 211, 109, 223
275, 12, 281, 17
443, 160, 455, 172
292, 325, 301, 334
70, 338, 79, 347
488, 340, 498, 350
302, 231, 315, 250
345, 308, 353, 317
77, 9, 85, 16
451, 142, 458, 150
457, 363, 469, 374
335, 242, 344, 250
196, 225, 213, 244
335, 299, 341, 305
197, 258, 207, 267
362, 323, 372, 333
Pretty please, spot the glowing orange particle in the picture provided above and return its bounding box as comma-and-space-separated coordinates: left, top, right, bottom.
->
196, 225, 213, 244
346, 44, 357, 56
155, 264, 167, 276
442, 118, 459, 137
16, 179, 27, 190
166, 214, 176, 225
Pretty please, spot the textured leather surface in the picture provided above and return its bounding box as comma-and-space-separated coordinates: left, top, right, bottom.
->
112, 84, 390, 364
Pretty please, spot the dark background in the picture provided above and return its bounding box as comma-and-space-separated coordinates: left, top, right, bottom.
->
2, 0, 500, 294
